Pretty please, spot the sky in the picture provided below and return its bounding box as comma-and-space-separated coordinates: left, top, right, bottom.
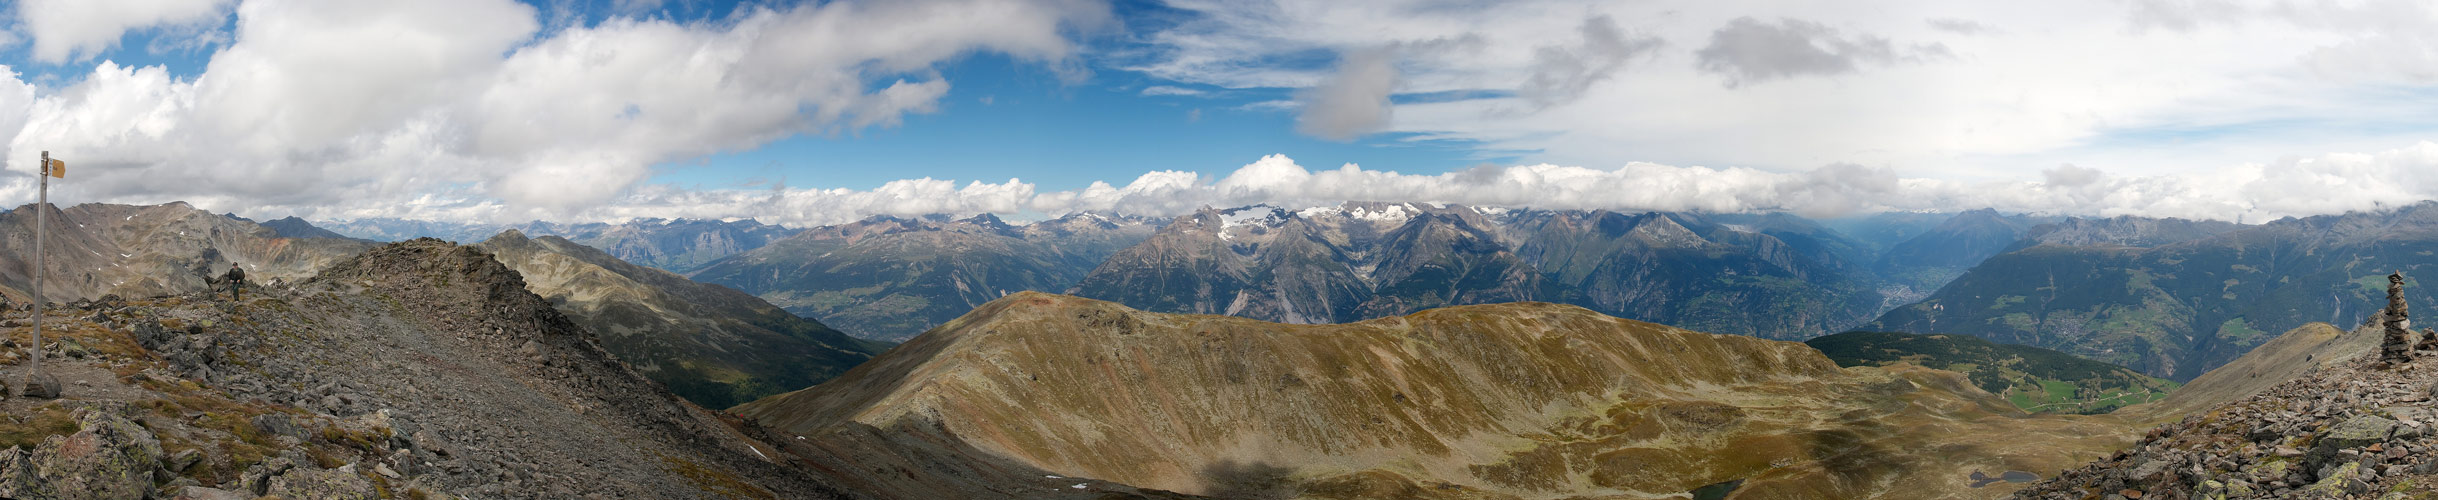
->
1, 0, 2436, 227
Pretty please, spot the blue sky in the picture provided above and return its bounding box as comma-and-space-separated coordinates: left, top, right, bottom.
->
2, 0, 2438, 225
676, 51, 1497, 192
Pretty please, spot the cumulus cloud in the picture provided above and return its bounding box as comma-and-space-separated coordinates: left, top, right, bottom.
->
16, 0, 232, 63
0, 0, 1112, 217
1294, 48, 1398, 140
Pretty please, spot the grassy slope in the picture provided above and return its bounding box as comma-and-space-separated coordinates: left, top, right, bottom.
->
1808, 331, 2180, 414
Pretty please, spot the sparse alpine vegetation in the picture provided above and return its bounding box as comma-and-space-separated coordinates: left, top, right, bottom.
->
1808, 331, 2179, 414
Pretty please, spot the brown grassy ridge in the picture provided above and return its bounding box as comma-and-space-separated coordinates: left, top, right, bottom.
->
737, 292, 2153, 499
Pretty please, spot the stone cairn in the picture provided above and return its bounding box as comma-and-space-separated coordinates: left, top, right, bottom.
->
2382, 272, 2417, 368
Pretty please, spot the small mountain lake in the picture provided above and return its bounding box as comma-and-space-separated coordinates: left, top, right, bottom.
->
1968, 470, 2040, 487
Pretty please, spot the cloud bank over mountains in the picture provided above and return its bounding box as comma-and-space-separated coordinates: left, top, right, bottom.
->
498, 146, 2438, 227
0, 0, 2434, 227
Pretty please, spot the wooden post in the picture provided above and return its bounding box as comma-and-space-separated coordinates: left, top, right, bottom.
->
18, 151, 47, 397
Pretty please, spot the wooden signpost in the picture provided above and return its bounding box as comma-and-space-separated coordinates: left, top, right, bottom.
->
16, 151, 61, 398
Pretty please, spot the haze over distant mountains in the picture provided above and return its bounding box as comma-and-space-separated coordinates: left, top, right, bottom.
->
690, 212, 1164, 341
1869, 201, 2438, 381
296, 203, 2230, 344
298, 201, 2438, 387
316, 217, 795, 273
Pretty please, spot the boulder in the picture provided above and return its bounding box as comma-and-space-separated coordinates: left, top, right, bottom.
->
0, 407, 166, 500
2306, 462, 2370, 496
17, 372, 62, 399
2314, 415, 2397, 458
0, 446, 59, 499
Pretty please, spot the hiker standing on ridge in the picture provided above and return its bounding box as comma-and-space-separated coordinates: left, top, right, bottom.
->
222, 263, 246, 302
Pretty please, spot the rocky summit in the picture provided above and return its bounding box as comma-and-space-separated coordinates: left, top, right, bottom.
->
2012, 330, 2438, 498
2014, 282, 2438, 499
1, 238, 840, 499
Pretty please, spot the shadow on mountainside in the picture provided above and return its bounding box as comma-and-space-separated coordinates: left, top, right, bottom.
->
1201, 460, 1299, 500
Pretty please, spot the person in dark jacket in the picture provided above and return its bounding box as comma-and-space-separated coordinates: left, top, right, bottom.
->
222, 264, 246, 302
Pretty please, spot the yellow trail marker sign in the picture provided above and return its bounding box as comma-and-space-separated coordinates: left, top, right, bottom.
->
44, 158, 63, 178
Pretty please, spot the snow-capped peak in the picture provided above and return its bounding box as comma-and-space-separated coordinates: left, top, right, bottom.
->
1347, 203, 1414, 224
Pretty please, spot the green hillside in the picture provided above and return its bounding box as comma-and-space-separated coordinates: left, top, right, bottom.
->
1864, 202, 2438, 381
1807, 331, 2179, 414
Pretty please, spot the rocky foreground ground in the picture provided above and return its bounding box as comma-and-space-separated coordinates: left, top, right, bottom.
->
2012, 322, 2438, 499
0, 239, 844, 499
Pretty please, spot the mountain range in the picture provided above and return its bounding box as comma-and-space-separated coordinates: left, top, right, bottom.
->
0, 202, 373, 303
474, 230, 883, 408
690, 212, 1163, 341
316, 217, 796, 273
8, 200, 2433, 499
1867, 202, 2435, 381
1068, 204, 1888, 340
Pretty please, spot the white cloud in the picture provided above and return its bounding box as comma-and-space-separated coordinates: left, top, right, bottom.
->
1127, 0, 2438, 181
495, 143, 2438, 227
1294, 48, 1397, 140
16, 0, 232, 63
1140, 85, 1204, 96
0, 0, 1112, 218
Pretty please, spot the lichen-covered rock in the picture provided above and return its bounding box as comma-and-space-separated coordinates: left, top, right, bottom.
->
0, 407, 166, 500
265, 466, 379, 500
2305, 462, 2367, 496
0, 446, 59, 499
2316, 415, 2397, 456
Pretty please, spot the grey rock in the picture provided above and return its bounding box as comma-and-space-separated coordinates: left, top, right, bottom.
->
166, 448, 202, 472
15, 372, 62, 399
0, 446, 57, 500
0, 408, 167, 500
168, 486, 252, 500
266, 466, 377, 499
2311, 415, 2397, 465
250, 414, 304, 440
